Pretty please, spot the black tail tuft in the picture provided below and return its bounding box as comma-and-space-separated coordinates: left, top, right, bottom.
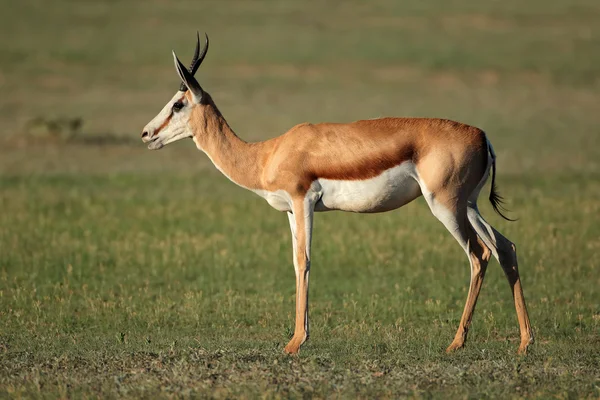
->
489, 155, 517, 221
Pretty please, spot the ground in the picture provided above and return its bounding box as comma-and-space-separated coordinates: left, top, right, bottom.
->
0, 0, 599, 398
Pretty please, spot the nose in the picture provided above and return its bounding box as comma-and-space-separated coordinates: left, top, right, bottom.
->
141, 130, 154, 143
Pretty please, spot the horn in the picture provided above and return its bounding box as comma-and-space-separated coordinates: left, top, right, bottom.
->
191, 32, 209, 75
179, 32, 209, 92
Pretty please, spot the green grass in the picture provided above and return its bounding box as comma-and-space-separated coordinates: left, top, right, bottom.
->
1, 0, 599, 398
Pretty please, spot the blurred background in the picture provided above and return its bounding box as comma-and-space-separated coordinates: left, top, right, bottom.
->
1, 0, 599, 397
1, 0, 598, 173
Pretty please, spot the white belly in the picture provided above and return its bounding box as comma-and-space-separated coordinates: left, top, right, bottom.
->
314, 162, 421, 213
252, 189, 293, 212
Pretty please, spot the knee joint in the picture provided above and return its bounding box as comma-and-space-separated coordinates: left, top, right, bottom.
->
470, 236, 492, 262
481, 242, 492, 262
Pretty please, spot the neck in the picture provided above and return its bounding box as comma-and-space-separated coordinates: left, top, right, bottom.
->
190, 98, 265, 190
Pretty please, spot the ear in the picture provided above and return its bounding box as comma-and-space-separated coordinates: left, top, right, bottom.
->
172, 51, 204, 102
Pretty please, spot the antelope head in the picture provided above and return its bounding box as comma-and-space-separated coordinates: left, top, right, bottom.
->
141, 33, 210, 150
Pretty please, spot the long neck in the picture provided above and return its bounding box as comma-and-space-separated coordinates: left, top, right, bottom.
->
190, 98, 265, 190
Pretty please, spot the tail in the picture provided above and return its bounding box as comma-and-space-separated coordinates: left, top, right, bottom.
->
487, 141, 517, 221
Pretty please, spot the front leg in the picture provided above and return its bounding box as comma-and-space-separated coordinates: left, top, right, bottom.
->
284, 198, 314, 354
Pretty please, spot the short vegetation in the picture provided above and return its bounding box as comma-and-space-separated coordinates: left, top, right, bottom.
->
0, 0, 598, 397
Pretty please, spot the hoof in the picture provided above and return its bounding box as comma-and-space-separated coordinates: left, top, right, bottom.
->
284, 335, 306, 354
284, 344, 300, 354
446, 340, 465, 353
517, 337, 534, 355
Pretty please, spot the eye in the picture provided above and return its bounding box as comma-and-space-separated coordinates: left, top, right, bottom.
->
172, 101, 184, 111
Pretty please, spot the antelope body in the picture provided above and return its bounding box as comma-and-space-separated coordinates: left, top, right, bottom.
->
141, 34, 534, 354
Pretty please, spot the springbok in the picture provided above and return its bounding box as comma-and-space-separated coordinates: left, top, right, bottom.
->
141, 33, 534, 355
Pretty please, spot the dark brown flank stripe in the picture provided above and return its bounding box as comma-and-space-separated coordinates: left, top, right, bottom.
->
259, 117, 487, 195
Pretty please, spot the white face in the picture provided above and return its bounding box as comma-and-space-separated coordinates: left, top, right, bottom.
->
141, 91, 194, 150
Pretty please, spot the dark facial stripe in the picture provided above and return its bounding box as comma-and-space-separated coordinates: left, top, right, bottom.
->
152, 96, 185, 137
152, 113, 173, 137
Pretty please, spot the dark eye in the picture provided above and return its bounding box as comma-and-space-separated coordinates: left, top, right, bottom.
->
172, 101, 184, 111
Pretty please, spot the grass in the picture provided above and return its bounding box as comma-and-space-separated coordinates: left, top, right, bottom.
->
1, 0, 599, 398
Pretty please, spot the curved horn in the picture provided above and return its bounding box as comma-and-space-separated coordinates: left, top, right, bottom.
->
190, 32, 209, 76
179, 32, 209, 92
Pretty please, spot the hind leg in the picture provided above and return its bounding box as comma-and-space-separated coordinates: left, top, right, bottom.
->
446, 230, 493, 352
467, 206, 534, 354
423, 193, 492, 352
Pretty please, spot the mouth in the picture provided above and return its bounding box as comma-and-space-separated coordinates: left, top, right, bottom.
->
146, 137, 163, 150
